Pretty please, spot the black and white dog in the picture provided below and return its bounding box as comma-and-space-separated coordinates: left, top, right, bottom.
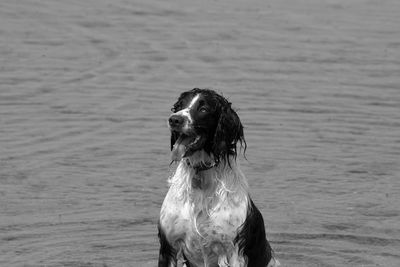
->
158, 88, 279, 267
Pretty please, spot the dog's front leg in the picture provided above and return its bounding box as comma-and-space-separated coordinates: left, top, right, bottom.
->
158, 224, 177, 267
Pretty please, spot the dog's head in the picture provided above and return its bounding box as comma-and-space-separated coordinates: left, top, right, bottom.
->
168, 88, 246, 165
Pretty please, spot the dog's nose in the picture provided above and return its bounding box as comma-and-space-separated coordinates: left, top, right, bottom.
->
169, 115, 184, 128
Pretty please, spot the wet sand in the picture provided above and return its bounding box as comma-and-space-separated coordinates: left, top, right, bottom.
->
1, 0, 400, 266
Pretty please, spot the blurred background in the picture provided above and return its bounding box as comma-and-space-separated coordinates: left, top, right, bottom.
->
1, 0, 399, 266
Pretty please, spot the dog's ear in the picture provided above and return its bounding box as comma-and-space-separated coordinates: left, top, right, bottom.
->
212, 101, 246, 163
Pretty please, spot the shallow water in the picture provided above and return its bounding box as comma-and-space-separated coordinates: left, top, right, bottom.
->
1, 0, 400, 266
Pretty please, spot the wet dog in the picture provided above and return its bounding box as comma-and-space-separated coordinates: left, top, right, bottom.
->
158, 88, 279, 267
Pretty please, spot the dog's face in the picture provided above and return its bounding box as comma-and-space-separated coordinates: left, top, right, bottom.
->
168, 88, 245, 164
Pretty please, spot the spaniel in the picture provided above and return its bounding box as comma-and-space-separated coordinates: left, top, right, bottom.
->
158, 88, 279, 267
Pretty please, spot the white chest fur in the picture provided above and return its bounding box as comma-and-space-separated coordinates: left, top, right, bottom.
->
159, 159, 249, 266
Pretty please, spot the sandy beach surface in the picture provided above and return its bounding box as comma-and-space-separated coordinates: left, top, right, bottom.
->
1, 0, 400, 266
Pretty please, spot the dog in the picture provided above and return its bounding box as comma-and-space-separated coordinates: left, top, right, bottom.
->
158, 88, 279, 267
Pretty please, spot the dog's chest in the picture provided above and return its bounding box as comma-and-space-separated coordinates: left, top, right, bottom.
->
160, 184, 248, 264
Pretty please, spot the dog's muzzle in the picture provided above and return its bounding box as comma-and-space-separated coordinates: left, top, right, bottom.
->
168, 114, 185, 131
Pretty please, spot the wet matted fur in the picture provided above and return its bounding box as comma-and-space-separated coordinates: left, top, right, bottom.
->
158, 88, 279, 267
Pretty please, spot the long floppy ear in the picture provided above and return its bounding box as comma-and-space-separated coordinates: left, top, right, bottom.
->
212, 102, 246, 164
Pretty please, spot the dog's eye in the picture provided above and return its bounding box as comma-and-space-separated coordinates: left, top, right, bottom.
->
199, 107, 208, 113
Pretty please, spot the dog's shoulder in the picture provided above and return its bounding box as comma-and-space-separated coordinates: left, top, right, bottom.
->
235, 198, 273, 266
